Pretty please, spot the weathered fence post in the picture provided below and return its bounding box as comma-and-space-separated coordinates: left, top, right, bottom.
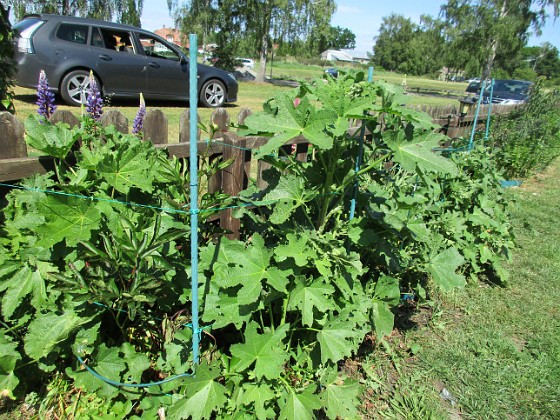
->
143, 109, 168, 144
0, 112, 26, 158
179, 109, 201, 144
49, 109, 80, 128
101, 109, 128, 133
237, 108, 254, 183
220, 132, 247, 239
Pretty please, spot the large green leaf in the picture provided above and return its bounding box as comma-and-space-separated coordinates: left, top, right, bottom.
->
24, 310, 91, 360
425, 247, 466, 291
36, 195, 103, 248
167, 363, 227, 420
1, 264, 49, 319
279, 385, 322, 420
24, 115, 77, 159
317, 320, 362, 364
261, 174, 315, 225
321, 379, 362, 420
96, 140, 157, 194
0, 335, 21, 399
67, 344, 127, 399
287, 278, 335, 327
243, 93, 336, 155
275, 233, 317, 267
241, 382, 276, 419
385, 131, 458, 175
121, 343, 150, 383
212, 234, 290, 304
230, 322, 289, 379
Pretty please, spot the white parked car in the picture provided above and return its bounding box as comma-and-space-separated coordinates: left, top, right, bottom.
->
237, 58, 255, 69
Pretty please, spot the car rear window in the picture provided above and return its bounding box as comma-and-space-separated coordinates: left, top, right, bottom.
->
13, 17, 44, 33
56, 24, 88, 44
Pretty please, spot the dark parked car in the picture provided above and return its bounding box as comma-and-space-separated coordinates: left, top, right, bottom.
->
465, 79, 532, 105
13, 14, 238, 107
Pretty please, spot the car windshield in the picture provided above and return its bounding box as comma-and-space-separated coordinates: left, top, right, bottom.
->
487, 80, 531, 95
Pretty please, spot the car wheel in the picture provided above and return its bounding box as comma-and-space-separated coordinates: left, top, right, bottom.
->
199, 79, 226, 108
60, 70, 100, 106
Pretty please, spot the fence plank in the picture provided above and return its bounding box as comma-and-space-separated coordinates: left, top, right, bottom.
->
179, 109, 201, 144
220, 132, 247, 239
143, 109, 168, 144
0, 112, 26, 159
0, 156, 55, 182
101, 109, 128, 134
50, 109, 80, 128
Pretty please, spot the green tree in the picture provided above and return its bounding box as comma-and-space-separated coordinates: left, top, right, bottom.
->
169, 0, 336, 81
0, 2, 16, 113
441, 0, 560, 80
372, 13, 447, 76
372, 14, 417, 73
316, 25, 356, 52
533, 42, 560, 79
6, 0, 144, 26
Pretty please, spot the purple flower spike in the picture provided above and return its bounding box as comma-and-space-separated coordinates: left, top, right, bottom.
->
86, 71, 103, 121
36, 70, 57, 120
132, 93, 146, 134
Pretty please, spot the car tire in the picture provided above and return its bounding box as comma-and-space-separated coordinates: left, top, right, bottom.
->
60, 70, 101, 106
199, 79, 226, 108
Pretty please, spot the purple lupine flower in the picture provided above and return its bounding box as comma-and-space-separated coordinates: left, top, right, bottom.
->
85, 71, 103, 121
36, 70, 57, 120
132, 93, 146, 135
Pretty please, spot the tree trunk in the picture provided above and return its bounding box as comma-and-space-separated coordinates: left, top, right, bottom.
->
255, 3, 272, 83
256, 31, 269, 82
482, 0, 508, 80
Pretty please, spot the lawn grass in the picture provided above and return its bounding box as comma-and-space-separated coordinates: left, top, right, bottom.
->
358, 160, 560, 418
11, 62, 461, 143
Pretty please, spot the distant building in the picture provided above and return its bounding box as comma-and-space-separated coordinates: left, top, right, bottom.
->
320, 49, 354, 62
154, 26, 186, 48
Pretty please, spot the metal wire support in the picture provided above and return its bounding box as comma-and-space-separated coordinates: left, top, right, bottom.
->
189, 34, 201, 365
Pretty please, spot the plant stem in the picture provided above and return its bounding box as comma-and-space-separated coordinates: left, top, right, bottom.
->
280, 297, 289, 326
317, 145, 338, 230
268, 302, 276, 331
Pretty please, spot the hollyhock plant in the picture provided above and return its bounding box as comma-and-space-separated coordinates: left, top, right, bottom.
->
36, 70, 57, 120
86, 70, 103, 121
132, 92, 146, 135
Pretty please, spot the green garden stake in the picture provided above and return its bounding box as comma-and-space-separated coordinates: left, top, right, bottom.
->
484, 79, 495, 142
468, 79, 486, 151
189, 33, 201, 365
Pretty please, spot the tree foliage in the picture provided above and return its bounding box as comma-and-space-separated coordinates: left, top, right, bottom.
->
6, 0, 144, 26
371, 1, 559, 80
0, 2, 15, 113
440, 0, 560, 79
372, 14, 445, 76
169, 0, 338, 79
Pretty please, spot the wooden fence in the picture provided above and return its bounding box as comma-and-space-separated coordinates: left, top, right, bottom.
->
0, 103, 515, 237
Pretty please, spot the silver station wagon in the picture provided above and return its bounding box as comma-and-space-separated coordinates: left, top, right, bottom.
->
13, 14, 238, 107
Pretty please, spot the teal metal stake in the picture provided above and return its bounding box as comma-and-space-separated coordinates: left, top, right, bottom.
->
484, 79, 495, 142
349, 66, 373, 220
189, 34, 200, 365
468, 79, 486, 151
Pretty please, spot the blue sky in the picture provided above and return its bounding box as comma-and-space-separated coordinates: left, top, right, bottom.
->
141, 0, 559, 55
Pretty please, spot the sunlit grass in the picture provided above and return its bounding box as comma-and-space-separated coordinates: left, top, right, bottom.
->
12, 61, 462, 142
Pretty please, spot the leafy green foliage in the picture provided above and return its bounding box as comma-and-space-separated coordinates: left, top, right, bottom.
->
0, 71, 516, 418
0, 3, 16, 113
491, 81, 560, 179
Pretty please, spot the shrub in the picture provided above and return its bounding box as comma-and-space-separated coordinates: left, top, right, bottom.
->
490, 79, 560, 179
0, 2, 16, 113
